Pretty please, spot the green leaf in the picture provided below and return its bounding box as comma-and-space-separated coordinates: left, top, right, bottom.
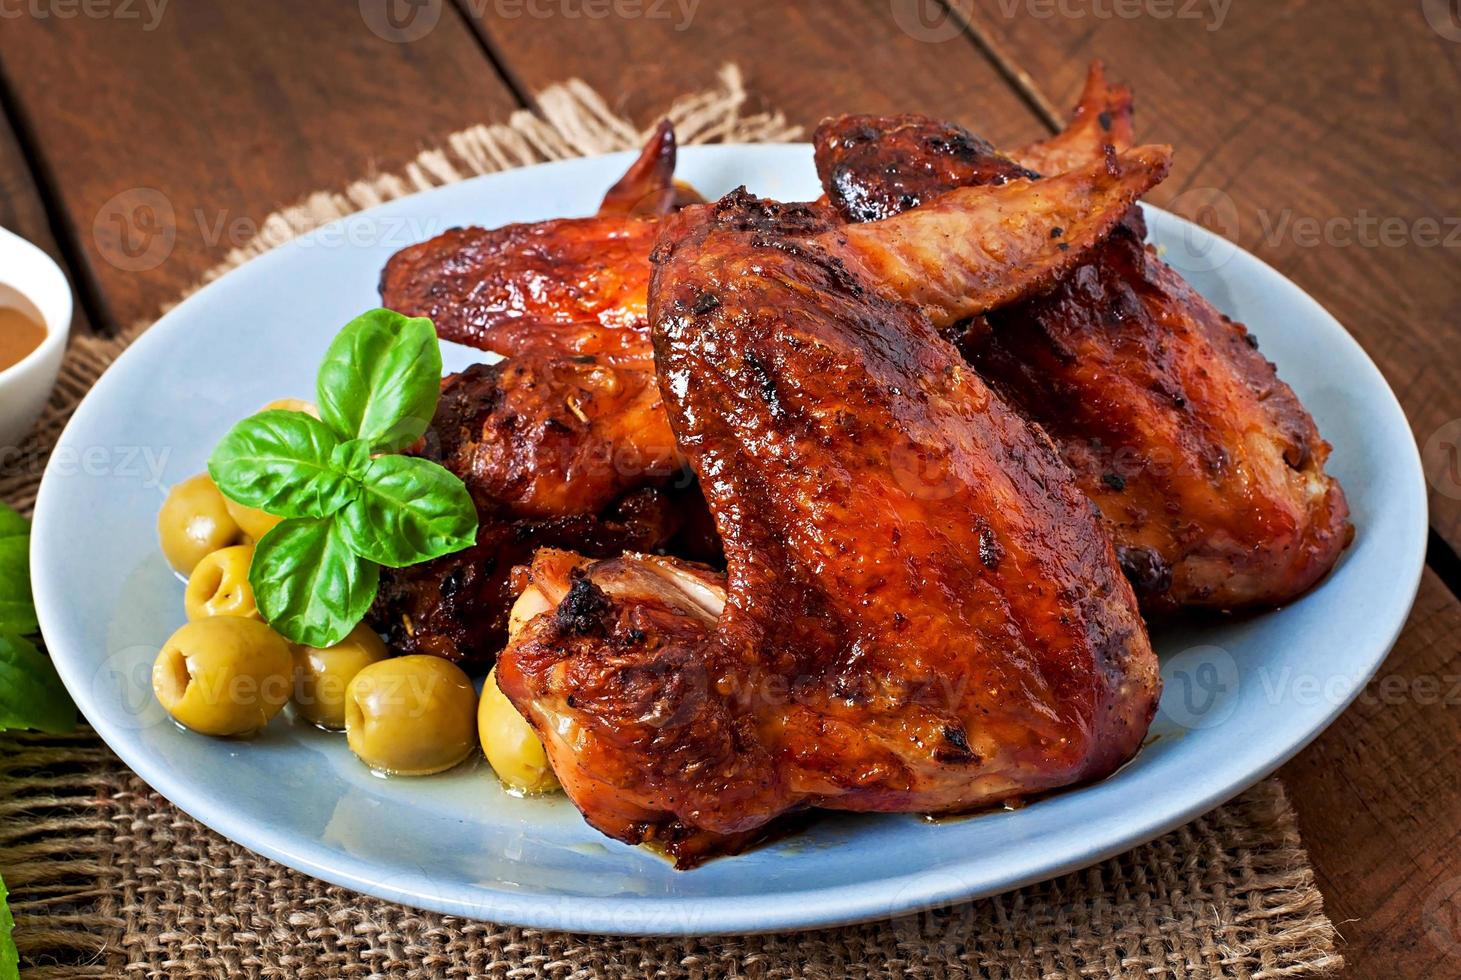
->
338, 456, 478, 568
0, 505, 35, 636
208, 410, 357, 518
0, 872, 16, 980
0, 632, 75, 734
250, 518, 379, 648
329, 438, 374, 482
316, 309, 442, 454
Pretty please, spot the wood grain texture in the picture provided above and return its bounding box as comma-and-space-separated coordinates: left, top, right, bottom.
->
0, 101, 95, 361
1279, 569, 1461, 976
0, 0, 520, 332
459, 0, 1043, 146
960, 0, 1461, 559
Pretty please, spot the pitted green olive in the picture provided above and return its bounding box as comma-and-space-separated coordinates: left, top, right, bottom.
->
345, 655, 477, 776
151, 617, 294, 736
223, 498, 282, 542
158, 473, 243, 575
184, 544, 260, 621
293, 624, 389, 730
479, 668, 559, 795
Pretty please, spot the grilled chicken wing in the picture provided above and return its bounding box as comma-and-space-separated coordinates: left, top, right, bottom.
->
496, 187, 1162, 866
1009, 61, 1135, 175
369, 129, 706, 666
368, 354, 711, 666
380, 122, 693, 365
814, 79, 1351, 612
371, 140, 1169, 664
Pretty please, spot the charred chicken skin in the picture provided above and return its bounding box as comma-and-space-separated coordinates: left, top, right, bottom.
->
497, 178, 1165, 866
813, 64, 1351, 612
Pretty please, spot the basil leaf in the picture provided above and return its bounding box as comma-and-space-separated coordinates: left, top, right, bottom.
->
251, 518, 379, 648
330, 438, 374, 482
338, 456, 478, 568
209, 410, 357, 518
316, 309, 441, 454
0, 873, 16, 980
0, 632, 75, 734
0, 505, 36, 635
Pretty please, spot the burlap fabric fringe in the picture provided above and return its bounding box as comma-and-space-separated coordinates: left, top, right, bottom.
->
0, 65, 1342, 978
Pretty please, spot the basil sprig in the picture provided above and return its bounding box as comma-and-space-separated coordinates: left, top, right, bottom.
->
0, 503, 75, 735
208, 310, 478, 648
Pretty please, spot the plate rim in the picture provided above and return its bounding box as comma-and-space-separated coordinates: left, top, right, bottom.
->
30, 144, 1428, 935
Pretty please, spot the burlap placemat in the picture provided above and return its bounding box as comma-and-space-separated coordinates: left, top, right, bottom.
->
0, 66, 1342, 979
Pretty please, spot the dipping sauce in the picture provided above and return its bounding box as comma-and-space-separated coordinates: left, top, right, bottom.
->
0, 307, 45, 371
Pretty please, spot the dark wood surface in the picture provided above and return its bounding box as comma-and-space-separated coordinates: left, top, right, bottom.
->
0, 2, 1456, 975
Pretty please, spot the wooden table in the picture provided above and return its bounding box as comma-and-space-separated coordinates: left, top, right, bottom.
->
0, 2, 1457, 974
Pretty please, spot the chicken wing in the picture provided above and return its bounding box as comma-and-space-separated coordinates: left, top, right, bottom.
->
371, 143, 1170, 665
380, 122, 692, 365
367, 354, 711, 666
369, 127, 706, 665
496, 185, 1162, 866
814, 79, 1351, 612
1009, 60, 1135, 175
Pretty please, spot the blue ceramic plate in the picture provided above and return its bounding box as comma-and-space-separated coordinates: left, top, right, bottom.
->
31, 146, 1426, 935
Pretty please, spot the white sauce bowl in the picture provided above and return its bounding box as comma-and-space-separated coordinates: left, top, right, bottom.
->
0, 226, 73, 451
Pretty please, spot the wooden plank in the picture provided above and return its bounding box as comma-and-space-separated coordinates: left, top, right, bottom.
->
960, 0, 1461, 559
459, 0, 1044, 147
1279, 569, 1461, 976
0, 0, 521, 332
0, 101, 98, 337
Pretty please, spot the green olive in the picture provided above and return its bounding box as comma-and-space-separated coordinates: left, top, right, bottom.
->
293, 624, 389, 730
184, 544, 260, 621
158, 473, 243, 575
479, 668, 559, 795
345, 655, 477, 776
151, 617, 294, 736
223, 498, 282, 541
260, 397, 319, 418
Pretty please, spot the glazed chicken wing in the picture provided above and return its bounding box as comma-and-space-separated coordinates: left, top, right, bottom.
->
496, 183, 1163, 866
369, 128, 710, 666
380, 121, 693, 365
368, 353, 711, 665
814, 74, 1351, 612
